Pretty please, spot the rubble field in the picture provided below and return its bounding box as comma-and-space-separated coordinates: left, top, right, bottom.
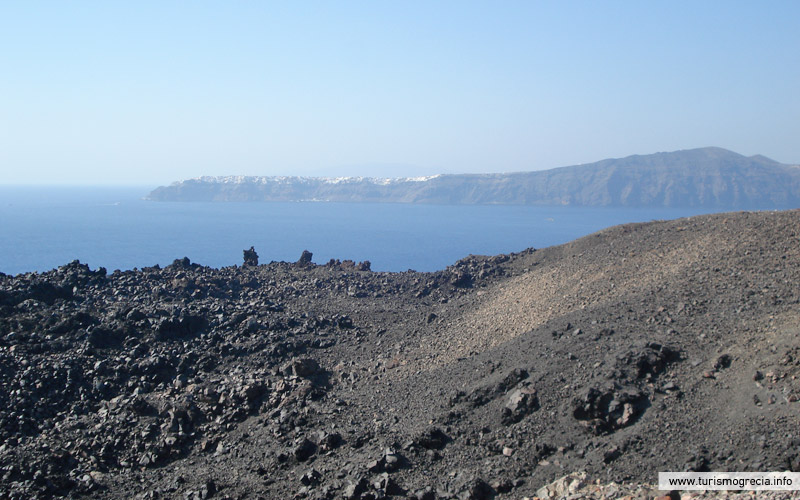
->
1, 210, 799, 499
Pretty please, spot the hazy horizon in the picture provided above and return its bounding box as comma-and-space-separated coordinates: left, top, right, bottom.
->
2, 2, 799, 185
1, 146, 797, 188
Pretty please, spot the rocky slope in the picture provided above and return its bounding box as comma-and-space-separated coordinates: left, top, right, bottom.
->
146, 148, 800, 209
1, 210, 799, 499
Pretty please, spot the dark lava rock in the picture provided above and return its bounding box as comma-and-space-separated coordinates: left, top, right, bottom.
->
293, 438, 317, 462
603, 446, 623, 463
501, 383, 539, 425
27, 281, 75, 305
314, 430, 342, 452
415, 427, 450, 450
2, 210, 799, 499
373, 472, 404, 496
169, 256, 195, 269
620, 342, 680, 380
451, 270, 473, 288
457, 477, 493, 500
342, 476, 368, 500
243, 246, 259, 266
86, 324, 125, 349
300, 468, 321, 486
286, 357, 321, 379
367, 448, 404, 473
573, 385, 649, 434
183, 479, 216, 500
155, 313, 208, 341
714, 353, 733, 370
336, 315, 353, 329
297, 250, 313, 266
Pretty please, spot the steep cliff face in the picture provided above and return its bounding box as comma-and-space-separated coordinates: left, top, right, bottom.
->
147, 147, 800, 208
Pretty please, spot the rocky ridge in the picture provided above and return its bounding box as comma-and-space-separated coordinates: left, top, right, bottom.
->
147, 148, 800, 209
1, 210, 799, 499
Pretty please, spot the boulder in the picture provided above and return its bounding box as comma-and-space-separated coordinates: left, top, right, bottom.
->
457, 478, 493, 500
242, 246, 259, 266
415, 427, 450, 450
501, 383, 539, 424
451, 270, 473, 288
292, 438, 316, 462
285, 358, 321, 379
342, 476, 367, 500
573, 385, 648, 434
300, 468, 321, 486
373, 472, 404, 496
297, 250, 313, 266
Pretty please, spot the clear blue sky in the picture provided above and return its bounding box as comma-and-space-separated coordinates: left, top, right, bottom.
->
1, 1, 798, 185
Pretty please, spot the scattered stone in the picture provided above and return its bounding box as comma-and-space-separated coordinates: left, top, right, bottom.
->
415, 427, 450, 450
713, 354, 732, 370
300, 468, 321, 486
373, 472, 404, 496
450, 269, 473, 288
342, 476, 367, 500
535, 472, 587, 499
293, 438, 316, 462
287, 358, 321, 379
502, 382, 539, 424
603, 446, 622, 463
337, 315, 353, 329
2, 211, 799, 499
573, 386, 648, 434
412, 487, 436, 500
457, 477, 493, 500
490, 478, 513, 493
662, 381, 679, 392
368, 448, 403, 473
314, 430, 342, 452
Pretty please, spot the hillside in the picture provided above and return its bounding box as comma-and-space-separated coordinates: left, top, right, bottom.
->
147, 147, 800, 208
1, 210, 799, 499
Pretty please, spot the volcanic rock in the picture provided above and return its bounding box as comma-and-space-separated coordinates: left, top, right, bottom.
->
243, 246, 259, 267
1, 210, 799, 499
297, 250, 313, 266
501, 382, 539, 424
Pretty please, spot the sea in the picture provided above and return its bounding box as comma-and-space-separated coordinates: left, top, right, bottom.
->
0, 186, 723, 276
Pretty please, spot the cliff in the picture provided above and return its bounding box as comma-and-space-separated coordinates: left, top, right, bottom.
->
147, 147, 800, 208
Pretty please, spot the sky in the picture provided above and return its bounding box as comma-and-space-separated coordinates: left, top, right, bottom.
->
1, 1, 798, 185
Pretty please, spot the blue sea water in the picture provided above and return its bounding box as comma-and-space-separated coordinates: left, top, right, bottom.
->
0, 186, 721, 275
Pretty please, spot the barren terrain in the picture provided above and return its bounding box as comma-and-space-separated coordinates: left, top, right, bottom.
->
1, 210, 798, 499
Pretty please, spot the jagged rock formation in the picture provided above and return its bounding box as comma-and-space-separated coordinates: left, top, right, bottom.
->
242, 247, 259, 267
147, 148, 800, 208
1, 210, 799, 499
